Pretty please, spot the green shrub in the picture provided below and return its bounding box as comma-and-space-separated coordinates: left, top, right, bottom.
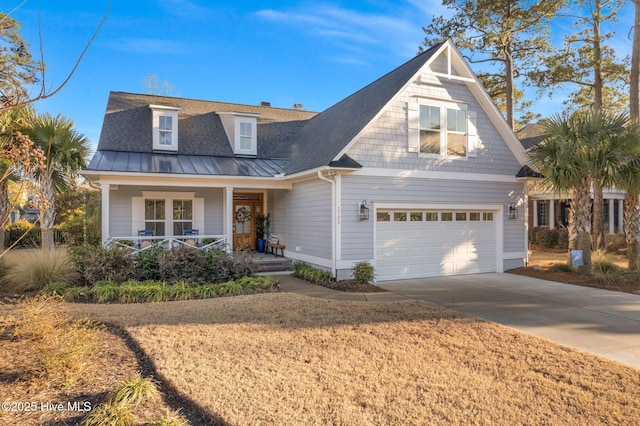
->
6, 220, 40, 247
220, 280, 243, 296
352, 261, 375, 284
69, 244, 135, 285
4, 250, 77, 292
292, 261, 332, 283
135, 247, 163, 281
528, 227, 568, 250
168, 281, 194, 300
195, 283, 223, 298
92, 281, 120, 303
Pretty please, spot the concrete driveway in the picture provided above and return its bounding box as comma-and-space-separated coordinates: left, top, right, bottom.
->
376, 273, 640, 370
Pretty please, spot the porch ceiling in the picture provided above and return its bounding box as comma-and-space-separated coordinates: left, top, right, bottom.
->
87, 150, 288, 177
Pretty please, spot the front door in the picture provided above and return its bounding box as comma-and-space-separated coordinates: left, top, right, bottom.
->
232, 193, 263, 250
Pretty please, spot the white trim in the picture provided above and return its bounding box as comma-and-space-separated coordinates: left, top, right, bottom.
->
142, 191, 195, 198
335, 174, 342, 263
151, 107, 179, 151
224, 187, 233, 251
618, 199, 624, 234
148, 104, 181, 111
317, 171, 337, 277
83, 173, 293, 189
352, 167, 517, 183
609, 199, 615, 235
283, 251, 332, 269
101, 184, 110, 244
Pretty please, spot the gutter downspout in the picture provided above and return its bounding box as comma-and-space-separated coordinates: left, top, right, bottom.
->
317, 170, 336, 278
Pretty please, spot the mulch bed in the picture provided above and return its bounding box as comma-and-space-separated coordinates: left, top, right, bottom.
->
314, 279, 387, 293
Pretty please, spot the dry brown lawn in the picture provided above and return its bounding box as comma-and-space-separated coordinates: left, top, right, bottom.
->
69, 293, 640, 426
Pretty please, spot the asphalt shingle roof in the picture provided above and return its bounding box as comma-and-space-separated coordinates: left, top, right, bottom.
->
89, 43, 443, 177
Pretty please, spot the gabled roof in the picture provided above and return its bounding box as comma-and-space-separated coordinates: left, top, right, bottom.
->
516, 122, 545, 150
286, 43, 443, 175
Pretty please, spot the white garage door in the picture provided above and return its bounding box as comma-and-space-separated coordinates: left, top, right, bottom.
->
375, 209, 497, 281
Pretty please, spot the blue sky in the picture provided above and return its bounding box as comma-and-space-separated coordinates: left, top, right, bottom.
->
10, 0, 635, 151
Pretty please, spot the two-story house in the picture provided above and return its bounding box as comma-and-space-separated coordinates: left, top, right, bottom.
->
82, 41, 532, 281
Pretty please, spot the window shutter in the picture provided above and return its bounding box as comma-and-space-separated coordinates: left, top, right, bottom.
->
467, 110, 478, 158
132, 196, 144, 235
194, 197, 205, 233
407, 101, 420, 153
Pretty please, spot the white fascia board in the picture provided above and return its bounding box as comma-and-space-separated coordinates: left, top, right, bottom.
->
81, 171, 293, 189
149, 104, 182, 111
215, 111, 260, 118
352, 167, 519, 183
330, 42, 451, 163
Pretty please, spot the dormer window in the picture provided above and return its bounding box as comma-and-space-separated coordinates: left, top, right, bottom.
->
239, 121, 253, 150
217, 112, 259, 157
150, 104, 181, 151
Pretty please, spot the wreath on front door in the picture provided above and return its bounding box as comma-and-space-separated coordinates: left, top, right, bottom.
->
235, 206, 251, 224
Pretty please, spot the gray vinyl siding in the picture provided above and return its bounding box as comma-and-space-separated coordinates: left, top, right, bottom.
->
107, 186, 224, 237
340, 174, 526, 267
109, 189, 134, 237
270, 179, 332, 263
346, 65, 521, 176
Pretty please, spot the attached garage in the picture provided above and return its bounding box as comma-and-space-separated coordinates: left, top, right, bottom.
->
375, 204, 502, 281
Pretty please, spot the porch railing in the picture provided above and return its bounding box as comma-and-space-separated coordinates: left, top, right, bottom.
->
105, 235, 228, 255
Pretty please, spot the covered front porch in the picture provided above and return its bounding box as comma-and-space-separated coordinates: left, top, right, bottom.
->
98, 177, 292, 252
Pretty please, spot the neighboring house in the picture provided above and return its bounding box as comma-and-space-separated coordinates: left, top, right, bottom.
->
518, 123, 625, 235
82, 41, 533, 281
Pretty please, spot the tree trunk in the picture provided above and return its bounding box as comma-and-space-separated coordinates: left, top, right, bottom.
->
591, 183, 605, 250
570, 183, 593, 273
631, 0, 640, 123
39, 170, 56, 251
0, 178, 8, 253
593, 0, 603, 113
625, 192, 640, 271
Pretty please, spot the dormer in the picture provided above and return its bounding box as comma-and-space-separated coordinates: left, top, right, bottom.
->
216, 112, 259, 157
150, 104, 181, 151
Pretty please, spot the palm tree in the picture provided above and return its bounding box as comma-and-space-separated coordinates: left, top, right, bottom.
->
614, 130, 640, 270
25, 113, 89, 251
530, 112, 594, 273
582, 113, 640, 251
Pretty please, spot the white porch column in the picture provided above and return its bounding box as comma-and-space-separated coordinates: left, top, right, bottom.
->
618, 199, 625, 234
549, 200, 555, 229
533, 200, 538, 227
101, 183, 110, 245
223, 187, 234, 251
608, 199, 615, 235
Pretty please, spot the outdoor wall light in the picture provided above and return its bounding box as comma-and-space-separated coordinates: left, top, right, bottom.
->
359, 200, 370, 221
509, 204, 518, 220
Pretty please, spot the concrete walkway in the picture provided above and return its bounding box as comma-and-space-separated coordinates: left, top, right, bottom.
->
278, 273, 640, 370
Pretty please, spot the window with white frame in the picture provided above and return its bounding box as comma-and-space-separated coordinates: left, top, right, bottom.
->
172, 199, 193, 235
239, 121, 253, 150
413, 101, 468, 157
133, 192, 202, 238
144, 199, 166, 236
150, 105, 180, 151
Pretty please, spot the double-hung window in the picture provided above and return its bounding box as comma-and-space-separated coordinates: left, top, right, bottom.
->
414, 101, 468, 157
145, 199, 166, 236
150, 105, 180, 151
173, 199, 193, 235
159, 116, 173, 146
239, 122, 253, 150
